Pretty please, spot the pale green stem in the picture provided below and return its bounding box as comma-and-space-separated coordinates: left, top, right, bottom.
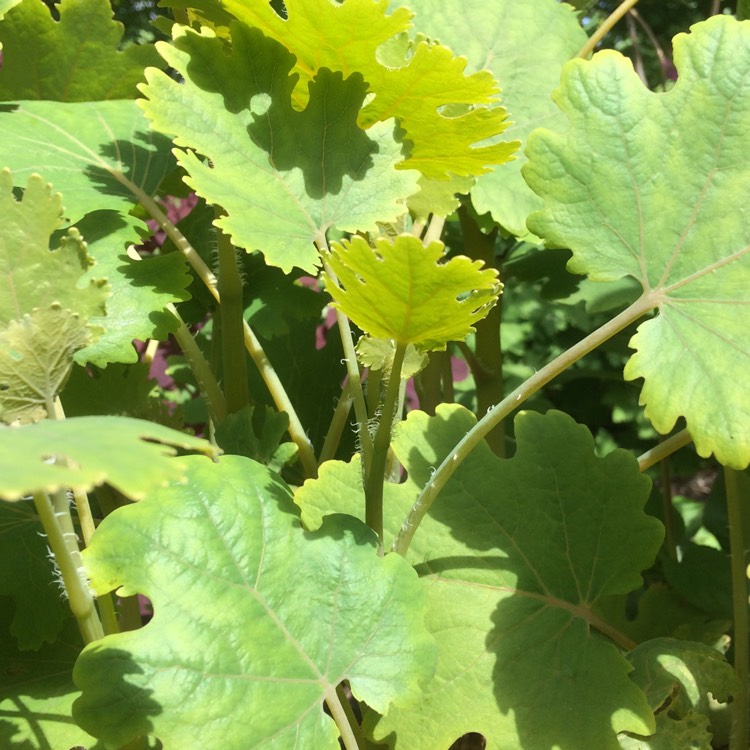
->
726, 466, 749, 750
319, 249, 373, 471
392, 294, 655, 556
167, 303, 228, 426
128, 184, 219, 295
33, 491, 103, 644
335, 683, 365, 749
242, 321, 318, 477
324, 686, 363, 750
128, 181, 315, 470
637, 429, 693, 471
48, 401, 117, 635
576, 0, 641, 59
216, 220, 250, 416
319, 381, 353, 465
365, 342, 407, 550
423, 214, 446, 244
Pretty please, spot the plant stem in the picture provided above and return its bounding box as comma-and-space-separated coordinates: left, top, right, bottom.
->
241, 321, 318, 477
365, 342, 407, 550
168, 303, 228, 426
216, 220, 250, 416
33, 491, 104, 644
636, 428, 693, 471
335, 683, 366, 749
392, 293, 655, 556
130, 182, 316, 474
324, 686, 363, 750
319, 249, 373, 471
576, 0, 641, 59
319, 381, 353, 464
725, 466, 750, 750
457, 205, 504, 456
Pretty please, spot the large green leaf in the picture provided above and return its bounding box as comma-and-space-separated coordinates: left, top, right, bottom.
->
73, 455, 435, 749
140, 23, 420, 273
388, 0, 586, 237
524, 16, 750, 469
298, 407, 663, 748
214, 0, 517, 182
0, 99, 175, 224
0, 416, 218, 501
0, 0, 163, 101
323, 234, 501, 351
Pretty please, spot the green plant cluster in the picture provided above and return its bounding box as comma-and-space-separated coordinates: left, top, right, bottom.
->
1, 1, 749, 749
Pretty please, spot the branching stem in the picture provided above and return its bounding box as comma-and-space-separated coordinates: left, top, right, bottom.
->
393, 294, 655, 556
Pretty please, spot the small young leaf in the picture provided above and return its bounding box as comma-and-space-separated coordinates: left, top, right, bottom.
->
356, 338, 428, 379
323, 234, 501, 351
0, 416, 219, 501
73, 455, 436, 749
0, 0, 163, 101
0, 306, 92, 424
524, 16, 750, 468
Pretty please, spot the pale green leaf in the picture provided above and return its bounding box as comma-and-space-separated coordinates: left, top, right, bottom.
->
362, 406, 662, 749
388, 0, 587, 237
0, 170, 108, 327
0, 306, 92, 424
524, 16, 750, 468
73, 455, 435, 749
356, 338, 428, 379
0, 416, 219, 501
0, 100, 175, 224
323, 234, 500, 350
0, 500, 67, 649
0, 0, 21, 20
0, 0, 163, 101
140, 23, 419, 273
217, 0, 518, 181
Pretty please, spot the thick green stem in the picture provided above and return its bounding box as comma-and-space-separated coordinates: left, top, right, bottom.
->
726, 466, 749, 750
242, 321, 318, 477
129, 180, 316, 473
168, 303, 228, 426
576, 0, 641, 58
392, 294, 655, 556
457, 205, 504, 456
33, 491, 103, 644
324, 686, 363, 750
216, 222, 250, 416
365, 342, 407, 550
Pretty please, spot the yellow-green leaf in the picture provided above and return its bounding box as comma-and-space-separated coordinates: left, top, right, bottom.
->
323, 234, 500, 351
